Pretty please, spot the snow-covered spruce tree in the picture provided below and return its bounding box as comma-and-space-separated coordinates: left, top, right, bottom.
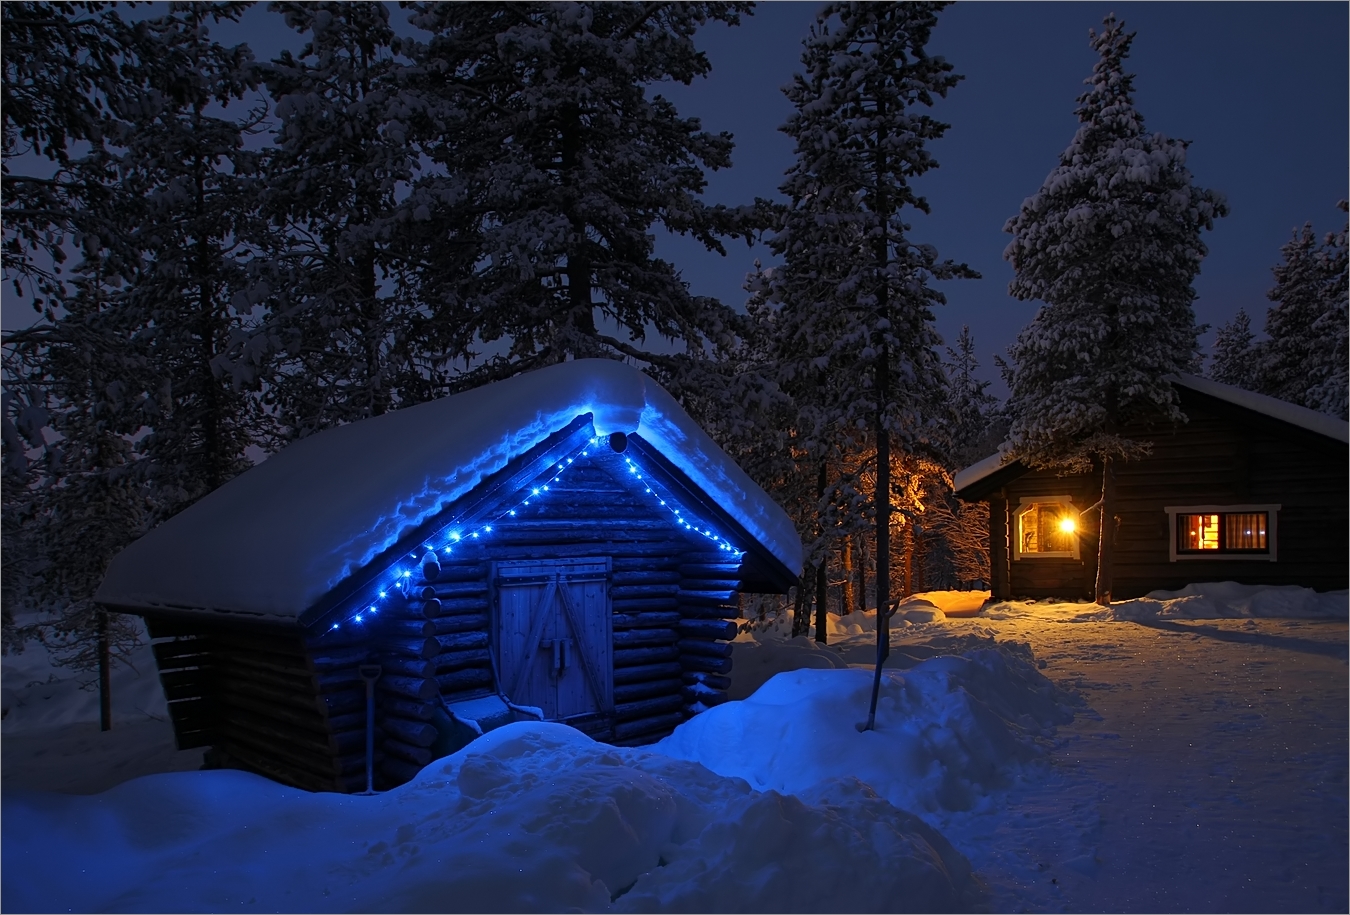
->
249, 2, 455, 439
1208, 308, 1260, 391
1306, 203, 1348, 419
1002, 15, 1226, 605
403, 2, 754, 388
945, 325, 1001, 469
1259, 204, 1348, 419
757, 2, 972, 648
109, 2, 271, 505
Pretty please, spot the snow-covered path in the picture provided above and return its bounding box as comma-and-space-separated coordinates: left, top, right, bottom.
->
850, 610, 1349, 913
1005, 616, 1348, 913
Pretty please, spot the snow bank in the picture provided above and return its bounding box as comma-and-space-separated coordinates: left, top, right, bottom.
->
2, 723, 974, 914
96, 360, 802, 622
657, 649, 1076, 817
982, 582, 1349, 623
2, 636, 167, 734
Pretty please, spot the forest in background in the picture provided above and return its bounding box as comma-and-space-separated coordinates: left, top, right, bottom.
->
3, 2, 1343, 682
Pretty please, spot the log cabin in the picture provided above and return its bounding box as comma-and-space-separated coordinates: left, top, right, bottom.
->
95, 360, 802, 792
954, 374, 1348, 601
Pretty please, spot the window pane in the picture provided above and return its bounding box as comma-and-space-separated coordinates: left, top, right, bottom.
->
1020, 503, 1074, 553
1180, 514, 1220, 551
1224, 512, 1268, 551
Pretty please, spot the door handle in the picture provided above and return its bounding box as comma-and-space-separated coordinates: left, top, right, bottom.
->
560, 638, 570, 673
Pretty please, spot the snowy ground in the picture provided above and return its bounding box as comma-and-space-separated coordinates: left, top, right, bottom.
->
3, 583, 1346, 913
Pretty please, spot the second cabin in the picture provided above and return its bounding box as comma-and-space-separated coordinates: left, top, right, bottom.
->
94, 360, 803, 792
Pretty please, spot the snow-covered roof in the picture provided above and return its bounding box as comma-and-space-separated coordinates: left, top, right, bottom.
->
96, 360, 804, 622
951, 451, 1011, 495
1168, 373, 1349, 444
953, 374, 1348, 495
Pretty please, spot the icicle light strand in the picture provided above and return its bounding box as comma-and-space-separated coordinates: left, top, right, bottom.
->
324, 434, 742, 635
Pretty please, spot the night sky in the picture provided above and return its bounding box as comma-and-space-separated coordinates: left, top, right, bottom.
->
10, 2, 1348, 395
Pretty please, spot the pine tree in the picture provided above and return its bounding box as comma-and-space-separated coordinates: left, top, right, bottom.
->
1002, 15, 1226, 605
945, 325, 1000, 468
1260, 204, 1348, 419
1305, 203, 1348, 419
249, 2, 454, 438
754, 2, 972, 661
1208, 308, 1260, 391
403, 2, 753, 386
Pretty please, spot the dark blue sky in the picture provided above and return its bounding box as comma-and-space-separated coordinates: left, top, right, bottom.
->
9, 3, 1346, 395
652, 2, 1349, 393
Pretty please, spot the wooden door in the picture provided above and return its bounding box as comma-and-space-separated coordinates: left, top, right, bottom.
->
495, 558, 612, 720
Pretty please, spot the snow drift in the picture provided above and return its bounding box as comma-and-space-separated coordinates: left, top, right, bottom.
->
981, 582, 1349, 623
3, 722, 975, 914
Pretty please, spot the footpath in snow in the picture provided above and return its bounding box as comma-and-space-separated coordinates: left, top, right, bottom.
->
2, 582, 1347, 912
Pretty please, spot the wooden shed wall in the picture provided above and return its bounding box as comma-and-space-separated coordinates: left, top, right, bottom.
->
996, 394, 1348, 600
138, 443, 749, 792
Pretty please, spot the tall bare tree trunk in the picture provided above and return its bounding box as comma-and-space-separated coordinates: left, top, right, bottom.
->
1095, 455, 1117, 605
855, 533, 867, 613
841, 537, 855, 615
814, 461, 829, 643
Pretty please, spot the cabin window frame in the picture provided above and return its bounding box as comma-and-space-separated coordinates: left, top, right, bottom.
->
1164, 504, 1280, 562
1012, 496, 1081, 561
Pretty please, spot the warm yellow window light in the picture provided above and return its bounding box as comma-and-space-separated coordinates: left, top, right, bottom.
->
1058, 516, 1077, 534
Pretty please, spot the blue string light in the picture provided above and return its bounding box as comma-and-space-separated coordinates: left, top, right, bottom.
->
323, 432, 743, 635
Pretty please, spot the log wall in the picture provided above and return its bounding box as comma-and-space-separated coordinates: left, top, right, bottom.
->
997, 390, 1348, 600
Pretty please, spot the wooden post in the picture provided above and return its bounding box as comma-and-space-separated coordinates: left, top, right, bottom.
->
98, 610, 111, 732
358, 664, 382, 794
1095, 455, 1117, 606
855, 533, 867, 614
814, 461, 828, 644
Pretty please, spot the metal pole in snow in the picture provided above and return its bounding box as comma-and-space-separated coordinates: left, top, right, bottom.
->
358, 664, 382, 794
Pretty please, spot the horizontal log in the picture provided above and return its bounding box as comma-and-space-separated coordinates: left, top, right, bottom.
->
219, 736, 338, 792
378, 656, 438, 680
614, 693, 683, 722
612, 628, 679, 648
613, 678, 684, 705
613, 662, 683, 685
216, 678, 332, 723
432, 613, 489, 635
383, 716, 438, 749
614, 645, 679, 668
379, 696, 434, 722
681, 671, 731, 691
611, 584, 679, 600
383, 736, 432, 767
327, 710, 370, 733
217, 717, 334, 769
680, 654, 732, 675
435, 648, 491, 673
432, 598, 491, 617
678, 638, 733, 659
436, 630, 489, 652
677, 588, 739, 605
613, 711, 685, 742
310, 646, 381, 671
212, 649, 314, 688
384, 619, 438, 638
215, 690, 328, 737
432, 562, 487, 583
380, 756, 425, 785
677, 618, 739, 641
611, 570, 681, 586
436, 667, 493, 693
611, 597, 678, 613
611, 555, 682, 572
421, 581, 488, 599
318, 686, 366, 717
152, 640, 210, 665
330, 727, 369, 757
683, 550, 738, 565
377, 637, 439, 660
315, 668, 364, 692
421, 556, 443, 582
378, 675, 438, 702
612, 611, 682, 631
677, 602, 739, 620
678, 563, 742, 579
682, 686, 730, 708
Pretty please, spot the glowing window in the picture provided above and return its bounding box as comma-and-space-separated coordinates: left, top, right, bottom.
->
1014, 498, 1079, 559
1176, 511, 1268, 554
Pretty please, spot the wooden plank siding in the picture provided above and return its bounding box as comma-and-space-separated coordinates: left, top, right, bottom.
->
992, 389, 1348, 600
